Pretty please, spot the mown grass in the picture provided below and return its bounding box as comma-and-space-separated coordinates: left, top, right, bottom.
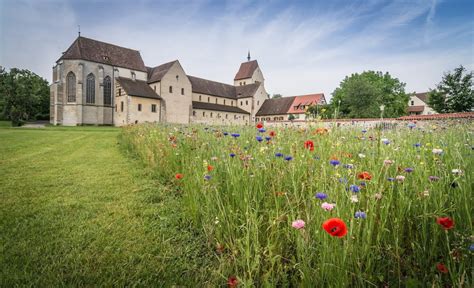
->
121, 121, 473, 287
0, 126, 216, 286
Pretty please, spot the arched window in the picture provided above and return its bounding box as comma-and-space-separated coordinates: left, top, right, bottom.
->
103, 76, 111, 106
86, 73, 95, 104
66, 72, 76, 102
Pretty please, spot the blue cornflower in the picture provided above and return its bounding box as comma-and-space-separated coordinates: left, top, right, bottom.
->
359, 181, 366, 187
414, 143, 421, 147
329, 160, 340, 166
408, 123, 416, 129
355, 211, 367, 219
258, 128, 266, 133
284, 156, 293, 161
315, 192, 328, 200
343, 164, 353, 169
231, 133, 240, 138
469, 244, 474, 252
275, 152, 284, 157
382, 138, 390, 145
339, 177, 348, 184
265, 136, 271, 141
349, 185, 360, 193
387, 177, 395, 182
229, 153, 236, 158
404, 168, 414, 173
256, 136, 263, 142
223, 132, 229, 136
204, 175, 211, 180
362, 129, 367, 133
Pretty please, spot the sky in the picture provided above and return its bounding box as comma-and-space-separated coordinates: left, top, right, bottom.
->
0, 0, 473, 101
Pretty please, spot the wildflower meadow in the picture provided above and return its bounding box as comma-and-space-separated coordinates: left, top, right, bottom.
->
120, 121, 473, 287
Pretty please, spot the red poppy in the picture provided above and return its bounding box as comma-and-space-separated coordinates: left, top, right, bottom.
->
436, 217, 454, 230
357, 171, 372, 180
269, 131, 276, 137
227, 276, 238, 287
322, 218, 348, 238
304, 140, 315, 151
256, 122, 263, 129
436, 263, 448, 274
207, 165, 214, 172
175, 173, 183, 180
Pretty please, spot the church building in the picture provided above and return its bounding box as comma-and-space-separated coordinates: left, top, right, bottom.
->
50, 36, 269, 126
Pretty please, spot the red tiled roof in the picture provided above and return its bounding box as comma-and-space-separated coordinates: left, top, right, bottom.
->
287, 93, 326, 114
408, 105, 424, 112
398, 112, 474, 121
234, 60, 259, 80
59, 36, 147, 72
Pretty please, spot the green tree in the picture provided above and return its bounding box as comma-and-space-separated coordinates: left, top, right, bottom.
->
272, 94, 282, 99
428, 65, 473, 113
306, 104, 335, 119
331, 71, 408, 118
288, 114, 295, 121
0, 68, 50, 126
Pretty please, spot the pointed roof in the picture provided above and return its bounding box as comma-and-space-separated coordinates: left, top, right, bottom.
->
147, 60, 178, 83
287, 93, 326, 114
116, 77, 161, 99
234, 60, 259, 80
59, 36, 147, 72
256, 97, 296, 116
414, 92, 429, 103
235, 82, 260, 98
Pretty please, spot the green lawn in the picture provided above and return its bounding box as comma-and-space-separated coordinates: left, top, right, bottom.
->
0, 126, 215, 286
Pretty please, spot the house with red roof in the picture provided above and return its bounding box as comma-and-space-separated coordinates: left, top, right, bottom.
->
256, 93, 327, 122
408, 92, 436, 115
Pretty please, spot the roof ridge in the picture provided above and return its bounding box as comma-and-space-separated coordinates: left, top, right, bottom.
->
79, 36, 141, 52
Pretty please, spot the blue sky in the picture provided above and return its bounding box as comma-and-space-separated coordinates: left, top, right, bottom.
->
1, 0, 473, 101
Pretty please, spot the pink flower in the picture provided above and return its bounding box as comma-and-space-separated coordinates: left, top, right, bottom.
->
383, 159, 394, 166
321, 202, 335, 211
395, 175, 405, 182
292, 219, 305, 229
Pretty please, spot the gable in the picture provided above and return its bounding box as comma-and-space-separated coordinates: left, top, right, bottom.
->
234, 60, 259, 80
256, 97, 296, 116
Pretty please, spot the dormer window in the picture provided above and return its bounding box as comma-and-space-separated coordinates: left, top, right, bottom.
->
131, 72, 136, 81
103, 55, 109, 61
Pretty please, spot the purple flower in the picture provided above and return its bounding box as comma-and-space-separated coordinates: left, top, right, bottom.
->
355, 211, 367, 219
362, 129, 367, 133
265, 136, 271, 141
429, 176, 440, 182
414, 143, 421, 147
315, 192, 328, 200
387, 177, 395, 182
204, 175, 211, 180
231, 133, 240, 138
223, 132, 229, 136
284, 156, 293, 161
256, 136, 263, 142
469, 244, 474, 252
349, 185, 360, 193
258, 128, 266, 133
408, 123, 416, 129
359, 181, 366, 187
330, 160, 340, 166
229, 153, 236, 158
275, 152, 283, 157
339, 177, 348, 184
404, 168, 414, 173
343, 164, 353, 169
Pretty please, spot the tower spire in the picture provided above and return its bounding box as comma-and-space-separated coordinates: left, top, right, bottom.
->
78, 25, 81, 37
247, 50, 250, 62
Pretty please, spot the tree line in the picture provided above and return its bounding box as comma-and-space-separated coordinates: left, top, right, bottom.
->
275, 65, 473, 119
0, 67, 50, 126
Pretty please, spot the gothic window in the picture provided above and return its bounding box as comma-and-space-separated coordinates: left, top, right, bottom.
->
181, 88, 184, 95
215, 98, 218, 104
169, 86, 173, 93
103, 76, 112, 106
66, 72, 76, 102
86, 73, 95, 104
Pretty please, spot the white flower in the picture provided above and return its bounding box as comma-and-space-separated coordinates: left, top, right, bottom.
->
452, 169, 463, 175
358, 153, 366, 158
350, 195, 359, 203
432, 148, 443, 155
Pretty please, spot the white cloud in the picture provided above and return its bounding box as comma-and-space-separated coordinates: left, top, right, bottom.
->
0, 0, 472, 102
